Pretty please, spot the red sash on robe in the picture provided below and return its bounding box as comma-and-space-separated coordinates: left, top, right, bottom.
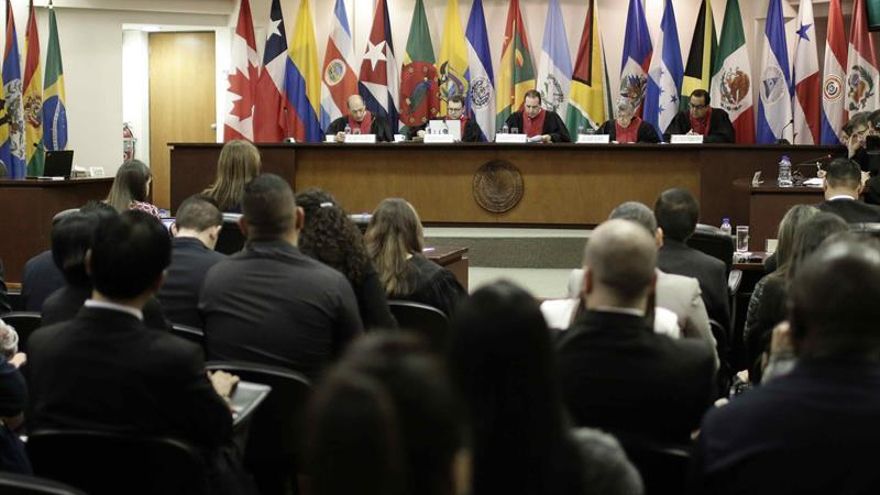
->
348, 111, 373, 134
615, 117, 642, 144
689, 107, 712, 136
524, 109, 547, 137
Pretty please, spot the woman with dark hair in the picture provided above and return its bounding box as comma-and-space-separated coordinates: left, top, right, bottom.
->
448, 281, 642, 495
306, 333, 469, 495
296, 189, 395, 329
365, 198, 466, 317
105, 160, 161, 218
202, 140, 261, 212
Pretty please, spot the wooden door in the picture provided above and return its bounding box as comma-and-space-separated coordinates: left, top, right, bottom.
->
149, 32, 216, 209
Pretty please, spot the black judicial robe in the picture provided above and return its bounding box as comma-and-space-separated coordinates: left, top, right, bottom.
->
663, 108, 735, 143
504, 110, 572, 143
326, 116, 393, 142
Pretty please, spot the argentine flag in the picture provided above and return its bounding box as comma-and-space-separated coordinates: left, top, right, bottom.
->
757, 0, 793, 144
536, 0, 572, 119
465, 0, 495, 142
643, 0, 683, 139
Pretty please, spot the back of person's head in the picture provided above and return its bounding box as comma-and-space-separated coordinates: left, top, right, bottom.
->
774, 204, 820, 275
89, 210, 171, 300
307, 333, 466, 495
790, 237, 880, 360
241, 173, 297, 241
51, 203, 117, 287
203, 140, 261, 211
449, 281, 577, 495
175, 195, 223, 232
608, 201, 657, 235
106, 160, 151, 213
365, 198, 425, 296
824, 158, 862, 191
869, 110, 880, 132
843, 111, 870, 137
296, 188, 369, 285
654, 188, 699, 242
584, 219, 656, 305
788, 212, 849, 280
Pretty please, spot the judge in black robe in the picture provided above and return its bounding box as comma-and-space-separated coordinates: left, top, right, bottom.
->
503, 89, 571, 143
407, 93, 483, 142
597, 97, 660, 143
325, 94, 394, 142
663, 89, 735, 143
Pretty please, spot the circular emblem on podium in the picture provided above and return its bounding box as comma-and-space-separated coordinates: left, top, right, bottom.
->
473, 160, 524, 213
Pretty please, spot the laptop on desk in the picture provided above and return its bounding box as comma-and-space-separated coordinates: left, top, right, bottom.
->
28, 150, 74, 180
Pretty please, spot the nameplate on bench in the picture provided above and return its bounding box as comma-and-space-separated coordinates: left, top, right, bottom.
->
495, 133, 528, 144
577, 134, 610, 144
344, 134, 377, 143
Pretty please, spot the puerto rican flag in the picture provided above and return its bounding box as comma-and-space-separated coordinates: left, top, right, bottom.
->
320, 0, 357, 131
792, 0, 819, 145
224, 0, 258, 142
845, 0, 879, 114
253, 0, 288, 142
358, 0, 400, 133
821, 0, 847, 145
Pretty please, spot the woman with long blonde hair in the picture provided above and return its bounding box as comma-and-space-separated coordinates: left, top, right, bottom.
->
365, 198, 465, 317
201, 140, 261, 212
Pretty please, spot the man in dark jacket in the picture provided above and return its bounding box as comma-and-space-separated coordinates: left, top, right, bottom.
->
326, 94, 393, 142
816, 157, 880, 223
663, 89, 735, 143
503, 89, 571, 143
407, 94, 482, 142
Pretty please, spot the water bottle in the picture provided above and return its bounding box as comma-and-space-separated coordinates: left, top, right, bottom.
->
777, 155, 793, 187
343, 124, 352, 135
720, 217, 732, 237
501, 123, 509, 134
577, 124, 585, 136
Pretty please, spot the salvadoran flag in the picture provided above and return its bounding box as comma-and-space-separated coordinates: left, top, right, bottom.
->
253, 0, 289, 142
643, 0, 683, 139
619, 0, 652, 115
821, 0, 846, 145
465, 0, 495, 142
536, 0, 572, 120
757, 0, 793, 144
792, 0, 819, 145
320, 0, 357, 131
358, 0, 400, 133
845, 0, 879, 114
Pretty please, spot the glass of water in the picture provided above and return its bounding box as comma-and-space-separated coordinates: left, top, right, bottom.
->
736, 225, 750, 252
511, 127, 519, 134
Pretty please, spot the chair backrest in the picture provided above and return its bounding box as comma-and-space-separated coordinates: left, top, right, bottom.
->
850, 222, 880, 240
215, 213, 245, 255
51, 208, 79, 225
687, 223, 734, 275
170, 323, 205, 348
26, 429, 206, 495
612, 431, 692, 495
0, 312, 42, 353
387, 300, 450, 352
0, 473, 87, 495
348, 213, 371, 234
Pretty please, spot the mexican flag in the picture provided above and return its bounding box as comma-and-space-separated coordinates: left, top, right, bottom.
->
710, 0, 754, 144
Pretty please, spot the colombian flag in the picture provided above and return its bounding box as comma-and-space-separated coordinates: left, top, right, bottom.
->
283, 0, 322, 142
44, 4, 67, 151
24, 0, 43, 176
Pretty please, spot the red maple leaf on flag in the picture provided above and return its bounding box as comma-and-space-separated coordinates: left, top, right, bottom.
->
228, 63, 258, 120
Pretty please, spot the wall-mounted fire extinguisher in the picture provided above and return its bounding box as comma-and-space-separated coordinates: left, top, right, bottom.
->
123, 122, 136, 161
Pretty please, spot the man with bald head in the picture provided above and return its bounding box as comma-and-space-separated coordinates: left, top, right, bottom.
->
326, 94, 393, 142
557, 219, 716, 443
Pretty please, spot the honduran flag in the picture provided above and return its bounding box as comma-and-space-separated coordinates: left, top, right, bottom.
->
757, 0, 793, 144
283, 0, 323, 142
619, 0, 652, 115
358, 0, 400, 134
253, 0, 289, 142
792, 0, 820, 145
320, 0, 357, 131
224, 0, 258, 142
643, 0, 683, 138
821, 0, 847, 145
845, 0, 879, 114
465, 0, 495, 142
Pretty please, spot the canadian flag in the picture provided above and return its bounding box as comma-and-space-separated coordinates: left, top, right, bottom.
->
224, 0, 258, 142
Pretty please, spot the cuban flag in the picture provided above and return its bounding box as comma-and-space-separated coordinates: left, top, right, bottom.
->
792, 0, 819, 145
358, 0, 400, 133
253, 0, 289, 142
619, 0, 652, 115
465, 0, 495, 142
320, 0, 357, 131
821, 0, 846, 145
643, 0, 683, 139
757, 0, 793, 144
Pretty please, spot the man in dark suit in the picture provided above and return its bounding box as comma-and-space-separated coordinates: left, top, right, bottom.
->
504, 89, 571, 142
655, 188, 730, 334
406, 94, 482, 142
27, 210, 236, 454
21, 250, 65, 312
692, 236, 880, 494
663, 89, 735, 143
557, 220, 715, 444
0, 260, 10, 314
157, 196, 225, 327
199, 174, 363, 380
326, 94, 394, 142
816, 157, 880, 223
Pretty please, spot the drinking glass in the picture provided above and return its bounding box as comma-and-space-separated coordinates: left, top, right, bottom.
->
736, 226, 750, 252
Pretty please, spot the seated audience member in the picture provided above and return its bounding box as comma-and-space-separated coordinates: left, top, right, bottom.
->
156, 196, 225, 327
200, 174, 363, 379
596, 97, 660, 144
762, 205, 819, 274
693, 237, 880, 494
663, 89, 735, 143
201, 140, 261, 213
326, 95, 393, 142
42, 204, 169, 329
21, 249, 65, 312
296, 189, 395, 330
105, 159, 161, 218
27, 211, 236, 470
0, 259, 10, 314
816, 157, 880, 223
306, 333, 469, 495
744, 212, 848, 384
449, 281, 643, 495
365, 198, 466, 317
407, 94, 482, 142
0, 346, 28, 474
557, 220, 715, 444
503, 89, 571, 142
654, 188, 730, 335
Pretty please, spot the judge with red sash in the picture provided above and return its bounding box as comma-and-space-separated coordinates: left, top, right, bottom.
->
663, 89, 735, 143
503, 89, 571, 143
407, 94, 482, 142
597, 97, 660, 144
327, 95, 394, 142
